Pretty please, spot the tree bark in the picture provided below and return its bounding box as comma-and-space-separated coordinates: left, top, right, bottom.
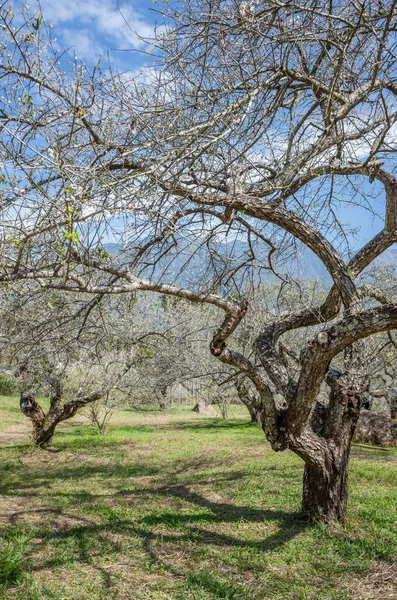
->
302, 447, 349, 522
19, 391, 52, 447
157, 384, 169, 411
247, 404, 263, 424
388, 389, 397, 420
235, 379, 264, 424
32, 422, 57, 448
296, 348, 368, 522
290, 426, 355, 522
20, 389, 73, 448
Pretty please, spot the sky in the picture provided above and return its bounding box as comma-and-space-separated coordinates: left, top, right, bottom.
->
14, 1, 389, 250
34, 0, 161, 67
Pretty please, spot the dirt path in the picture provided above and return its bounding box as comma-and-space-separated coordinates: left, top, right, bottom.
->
0, 421, 31, 446
0, 415, 87, 447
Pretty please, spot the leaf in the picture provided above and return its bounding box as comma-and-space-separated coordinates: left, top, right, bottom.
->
63, 231, 80, 246
7, 236, 22, 248
96, 246, 110, 260
21, 94, 33, 106
32, 17, 43, 31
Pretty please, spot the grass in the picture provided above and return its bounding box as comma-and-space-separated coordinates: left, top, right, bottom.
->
0, 526, 32, 586
0, 395, 396, 599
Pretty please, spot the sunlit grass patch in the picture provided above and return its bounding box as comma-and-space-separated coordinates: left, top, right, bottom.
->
0, 525, 33, 588
0, 399, 396, 599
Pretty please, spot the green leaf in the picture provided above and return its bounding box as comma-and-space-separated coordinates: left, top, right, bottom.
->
21, 94, 33, 106
7, 236, 22, 248
63, 231, 80, 246
96, 246, 110, 260
32, 16, 43, 31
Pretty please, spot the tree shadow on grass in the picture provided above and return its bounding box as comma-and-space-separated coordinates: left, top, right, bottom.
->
163, 419, 255, 432
351, 447, 397, 463
129, 481, 306, 549
35, 489, 307, 597
29, 501, 305, 583
16, 480, 307, 553
0, 442, 32, 452
1, 470, 308, 598
0, 462, 162, 495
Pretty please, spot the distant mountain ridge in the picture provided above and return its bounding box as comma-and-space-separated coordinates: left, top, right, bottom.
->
103, 241, 397, 285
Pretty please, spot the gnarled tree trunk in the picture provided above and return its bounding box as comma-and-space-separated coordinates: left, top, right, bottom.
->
299, 358, 367, 522
18, 361, 132, 448
156, 384, 169, 411
20, 391, 59, 448
32, 420, 58, 448
247, 404, 264, 424
301, 443, 350, 522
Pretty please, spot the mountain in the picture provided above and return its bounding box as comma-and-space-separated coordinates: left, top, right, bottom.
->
102, 240, 397, 287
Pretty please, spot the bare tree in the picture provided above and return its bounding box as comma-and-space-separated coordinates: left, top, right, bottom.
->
114, 296, 226, 410
84, 392, 118, 435
1, 1, 397, 520
0, 287, 151, 447
17, 358, 132, 448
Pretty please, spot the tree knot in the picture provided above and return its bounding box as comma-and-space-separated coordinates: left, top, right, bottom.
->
210, 341, 226, 356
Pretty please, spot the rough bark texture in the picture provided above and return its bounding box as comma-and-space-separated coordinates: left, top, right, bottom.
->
33, 421, 57, 448
389, 389, 397, 420
19, 390, 67, 447
19, 391, 51, 447
299, 353, 368, 521
247, 405, 264, 424
302, 455, 348, 522
156, 384, 169, 411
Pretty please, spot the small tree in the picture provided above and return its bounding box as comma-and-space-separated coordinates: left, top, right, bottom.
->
85, 392, 118, 435
18, 352, 134, 447
0, 287, 147, 447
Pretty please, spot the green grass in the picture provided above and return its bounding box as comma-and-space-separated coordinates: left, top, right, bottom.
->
0, 394, 24, 432
0, 526, 32, 586
0, 396, 396, 599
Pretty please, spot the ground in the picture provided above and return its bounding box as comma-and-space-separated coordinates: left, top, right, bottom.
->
0, 395, 396, 600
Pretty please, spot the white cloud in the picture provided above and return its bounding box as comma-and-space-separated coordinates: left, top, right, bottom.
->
37, 0, 155, 61
58, 28, 104, 62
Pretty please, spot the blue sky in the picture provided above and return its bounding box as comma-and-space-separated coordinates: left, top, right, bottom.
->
17, 1, 388, 249
35, 0, 161, 68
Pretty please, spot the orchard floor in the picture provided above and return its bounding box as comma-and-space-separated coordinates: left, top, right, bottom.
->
0, 396, 396, 600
